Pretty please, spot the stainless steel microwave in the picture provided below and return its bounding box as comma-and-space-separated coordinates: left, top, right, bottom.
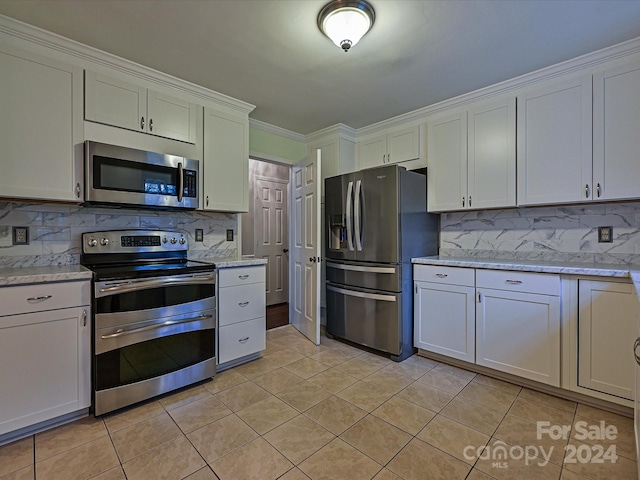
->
84, 141, 199, 210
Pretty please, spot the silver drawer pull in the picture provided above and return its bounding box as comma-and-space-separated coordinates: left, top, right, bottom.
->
239, 301, 249, 307
27, 295, 52, 301
239, 337, 250, 343
435, 273, 448, 278
238, 274, 249, 280
505, 280, 522, 285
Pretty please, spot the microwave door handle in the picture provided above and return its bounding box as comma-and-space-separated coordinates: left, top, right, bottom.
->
346, 181, 354, 251
354, 179, 363, 251
177, 162, 184, 202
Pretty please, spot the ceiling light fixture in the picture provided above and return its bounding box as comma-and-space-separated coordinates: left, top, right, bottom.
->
318, 0, 375, 52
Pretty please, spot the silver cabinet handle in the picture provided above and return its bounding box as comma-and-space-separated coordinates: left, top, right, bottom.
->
388, 153, 390, 163
634, 338, 640, 366
239, 301, 249, 307
101, 314, 213, 339
469, 196, 472, 207
238, 274, 249, 280
596, 183, 602, 198
435, 273, 448, 278
206, 195, 209, 207
76, 182, 81, 199
27, 295, 52, 301
83, 309, 87, 327
505, 280, 522, 285
585, 184, 590, 198
140, 116, 145, 130
149, 118, 153, 132
462, 197, 465, 207
239, 337, 250, 344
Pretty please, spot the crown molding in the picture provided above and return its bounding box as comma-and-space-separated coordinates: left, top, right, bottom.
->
306, 123, 358, 143
0, 14, 255, 114
249, 118, 306, 143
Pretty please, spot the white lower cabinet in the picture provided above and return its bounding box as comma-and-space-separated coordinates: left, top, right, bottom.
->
413, 265, 475, 362
217, 265, 266, 365
577, 279, 639, 400
476, 270, 561, 386
0, 281, 91, 437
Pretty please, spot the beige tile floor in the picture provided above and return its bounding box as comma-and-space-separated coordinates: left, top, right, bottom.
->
1, 325, 638, 480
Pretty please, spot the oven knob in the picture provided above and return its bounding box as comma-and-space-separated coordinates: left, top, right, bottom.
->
100, 238, 110, 246
87, 238, 98, 247
170, 237, 177, 244
179, 237, 186, 245
162, 237, 168, 243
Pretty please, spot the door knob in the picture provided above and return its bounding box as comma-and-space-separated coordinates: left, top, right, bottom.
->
309, 257, 316, 262
283, 248, 289, 253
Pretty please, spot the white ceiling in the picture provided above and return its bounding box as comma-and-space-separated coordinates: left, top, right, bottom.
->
2, 0, 640, 135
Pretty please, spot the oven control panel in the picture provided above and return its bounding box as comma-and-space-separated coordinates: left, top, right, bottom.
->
82, 230, 188, 253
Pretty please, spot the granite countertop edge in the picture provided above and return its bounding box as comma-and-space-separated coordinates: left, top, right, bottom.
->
0, 265, 94, 286
411, 256, 640, 278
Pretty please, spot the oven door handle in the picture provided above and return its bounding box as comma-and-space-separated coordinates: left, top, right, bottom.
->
100, 314, 214, 339
99, 275, 215, 294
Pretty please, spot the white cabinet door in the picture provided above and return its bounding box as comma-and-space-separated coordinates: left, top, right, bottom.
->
476, 288, 560, 386
387, 125, 420, 164
202, 107, 249, 212
0, 306, 90, 436
0, 46, 83, 202
517, 76, 593, 206
593, 62, 640, 201
358, 135, 386, 169
414, 281, 475, 362
578, 280, 638, 400
147, 90, 197, 144
468, 98, 516, 209
85, 71, 198, 144
427, 111, 467, 212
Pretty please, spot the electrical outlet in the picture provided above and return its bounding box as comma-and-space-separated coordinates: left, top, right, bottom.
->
195, 228, 204, 242
226, 229, 234, 241
12, 226, 29, 245
598, 226, 613, 243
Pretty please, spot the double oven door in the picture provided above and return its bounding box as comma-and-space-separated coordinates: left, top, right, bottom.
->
93, 271, 216, 415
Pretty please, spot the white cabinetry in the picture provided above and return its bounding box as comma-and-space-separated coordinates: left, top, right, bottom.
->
85, 71, 198, 144
202, 107, 250, 212
218, 265, 266, 366
517, 76, 593, 206
577, 279, 638, 400
593, 62, 640, 201
357, 125, 421, 170
427, 98, 515, 212
0, 281, 91, 437
414, 265, 475, 362
0, 45, 83, 202
476, 270, 561, 386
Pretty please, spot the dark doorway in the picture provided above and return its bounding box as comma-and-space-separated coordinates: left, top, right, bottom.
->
267, 302, 289, 330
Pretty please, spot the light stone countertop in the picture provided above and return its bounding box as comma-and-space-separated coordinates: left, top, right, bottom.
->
0, 265, 94, 287
193, 256, 268, 268
411, 256, 640, 278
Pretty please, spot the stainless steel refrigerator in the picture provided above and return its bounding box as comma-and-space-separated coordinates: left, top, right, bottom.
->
325, 164, 438, 361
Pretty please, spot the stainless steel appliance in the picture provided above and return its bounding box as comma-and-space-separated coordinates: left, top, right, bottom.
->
81, 230, 216, 416
84, 141, 199, 210
325, 165, 438, 361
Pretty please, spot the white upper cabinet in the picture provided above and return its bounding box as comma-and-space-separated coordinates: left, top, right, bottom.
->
428, 97, 515, 212
85, 71, 198, 144
593, 62, 640, 201
202, 107, 249, 212
517, 76, 593, 206
0, 45, 83, 202
357, 125, 420, 169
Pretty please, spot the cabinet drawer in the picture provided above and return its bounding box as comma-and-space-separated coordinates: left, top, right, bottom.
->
0, 281, 90, 317
218, 266, 265, 287
219, 317, 266, 364
476, 270, 559, 296
219, 282, 265, 326
414, 265, 474, 287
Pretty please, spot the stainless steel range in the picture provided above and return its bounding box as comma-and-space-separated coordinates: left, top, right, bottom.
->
81, 230, 216, 416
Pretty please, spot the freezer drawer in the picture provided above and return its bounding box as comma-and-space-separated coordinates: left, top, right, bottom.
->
326, 283, 402, 356
326, 261, 401, 292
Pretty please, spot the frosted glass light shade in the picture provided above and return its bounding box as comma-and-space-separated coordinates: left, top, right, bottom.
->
318, 1, 375, 52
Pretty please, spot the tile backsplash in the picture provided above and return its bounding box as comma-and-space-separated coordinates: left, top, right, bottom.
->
0, 201, 237, 268
439, 201, 640, 265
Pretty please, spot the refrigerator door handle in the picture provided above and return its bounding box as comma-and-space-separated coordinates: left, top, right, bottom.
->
346, 181, 354, 251
326, 262, 396, 274
327, 284, 397, 302
354, 179, 363, 251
